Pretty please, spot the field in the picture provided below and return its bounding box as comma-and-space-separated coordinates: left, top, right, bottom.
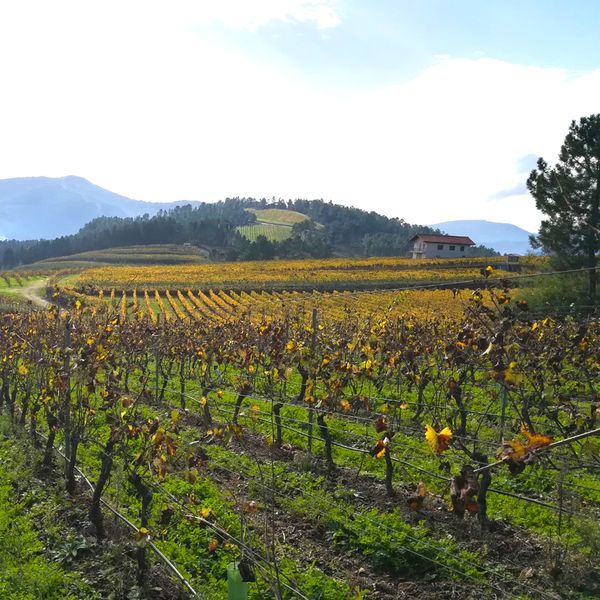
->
246, 208, 310, 226
71, 255, 545, 293
0, 255, 598, 600
21, 244, 208, 271
0, 271, 47, 311
237, 208, 311, 242
236, 223, 295, 242
63, 288, 484, 325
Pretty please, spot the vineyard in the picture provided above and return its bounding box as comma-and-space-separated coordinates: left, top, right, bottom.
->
20, 244, 209, 272
0, 265, 598, 599
237, 209, 311, 243
237, 224, 295, 243
0, 271, 48, 311
70, 255, 546, 292
57, 287, 485, 324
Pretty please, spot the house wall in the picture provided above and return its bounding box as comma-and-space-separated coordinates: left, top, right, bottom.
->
411, 240, 469, 259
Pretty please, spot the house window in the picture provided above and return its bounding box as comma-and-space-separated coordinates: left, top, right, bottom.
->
460, 246, 465, 251
437, 244, 443, 250
449, 245, 455, 251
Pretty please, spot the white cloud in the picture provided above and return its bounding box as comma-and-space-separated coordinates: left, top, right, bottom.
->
183, 0, 342, 30
0, 3, 598, 233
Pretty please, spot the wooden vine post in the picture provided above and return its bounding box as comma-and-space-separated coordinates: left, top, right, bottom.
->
307, 308, 318, 454
154, 313, 161, 405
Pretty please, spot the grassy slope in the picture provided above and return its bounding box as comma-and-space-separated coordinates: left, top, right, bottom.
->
246, 208, 309, 226
20, 244, 209, 272
0, 275, 45, 311
237, 208, 311, 242
236, 223, 294, 242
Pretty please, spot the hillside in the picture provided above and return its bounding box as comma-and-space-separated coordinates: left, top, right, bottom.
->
20, 244, 208, 271
237, 208, 311, 242
0, 181, 505, 268
432, 219, 534, 254
0, 176, 200, 240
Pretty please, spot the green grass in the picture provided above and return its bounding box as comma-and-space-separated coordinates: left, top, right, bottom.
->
236, 223, 295, 242
238, 208, 314, 242
159, 372, 600, 551
0, 275, 46, 311
246, 208, 309, 226
68, 416, 357, 599
0, 420, 98, 599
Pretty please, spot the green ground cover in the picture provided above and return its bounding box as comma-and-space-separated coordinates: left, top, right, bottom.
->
246, 208, 309, 226
0, 419, 98, 600
236, 223, 295, 242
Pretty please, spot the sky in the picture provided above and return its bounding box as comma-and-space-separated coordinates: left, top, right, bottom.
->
1, 1, 600, 232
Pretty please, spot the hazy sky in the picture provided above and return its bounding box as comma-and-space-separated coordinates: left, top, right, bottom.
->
1, 1, 599, 232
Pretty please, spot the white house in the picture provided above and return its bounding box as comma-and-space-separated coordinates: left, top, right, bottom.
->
410, 234, 475, 259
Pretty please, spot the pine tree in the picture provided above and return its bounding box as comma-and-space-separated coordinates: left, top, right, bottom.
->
527, 114, 600, 304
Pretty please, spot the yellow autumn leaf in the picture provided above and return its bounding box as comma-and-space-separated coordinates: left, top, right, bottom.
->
520, 424, 553, 450
425, 424, 453, 454
504, 363, 524, 386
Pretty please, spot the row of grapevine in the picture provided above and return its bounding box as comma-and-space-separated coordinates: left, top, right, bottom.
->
82, 286, 482, 324
0, 279, 598, 598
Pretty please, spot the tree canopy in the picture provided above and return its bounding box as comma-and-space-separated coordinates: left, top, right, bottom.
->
527, 114, 600, 304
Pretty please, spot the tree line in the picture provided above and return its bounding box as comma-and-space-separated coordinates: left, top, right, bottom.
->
0, 197, 496, 268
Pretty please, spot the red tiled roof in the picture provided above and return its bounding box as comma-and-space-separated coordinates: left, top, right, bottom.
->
410, 234, 475, 245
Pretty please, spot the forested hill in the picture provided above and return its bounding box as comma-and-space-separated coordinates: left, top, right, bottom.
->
0, 197, 495, 267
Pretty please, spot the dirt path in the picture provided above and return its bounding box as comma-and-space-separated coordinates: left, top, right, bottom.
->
17, 278, 51, 308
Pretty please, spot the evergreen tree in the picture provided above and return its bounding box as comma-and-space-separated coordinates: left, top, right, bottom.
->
527, 114, 600, 304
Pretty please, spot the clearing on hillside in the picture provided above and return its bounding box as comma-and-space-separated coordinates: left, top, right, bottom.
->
246, 207, 309, 226
237, 208, 312, 242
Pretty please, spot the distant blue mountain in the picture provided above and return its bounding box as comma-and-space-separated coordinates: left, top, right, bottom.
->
431, 220, 534, 255
0, 176, 200, 240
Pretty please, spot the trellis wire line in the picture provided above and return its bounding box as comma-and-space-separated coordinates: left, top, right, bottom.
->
208, 452, 579, 596
63, 377, 600, 511
67, 372, 591, 520
24, 406, 309, 598
205, 452, 558, 600
158, 384, 600, 496
32, 430, 201, 599
161, 383, 512, 452
473, 427, 600, 474
188, 373, 600, 472
160, 380, 554, 447
151, 390, 600, 502
204, 464, 506, 597
166, 373, 566, 429
142, 479, 312, 600
192, 398, 590, 517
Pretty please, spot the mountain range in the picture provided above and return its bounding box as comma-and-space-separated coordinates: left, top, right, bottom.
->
0, 176, 199, 240
0, 176, 533, 254
431, 219, 534, 255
